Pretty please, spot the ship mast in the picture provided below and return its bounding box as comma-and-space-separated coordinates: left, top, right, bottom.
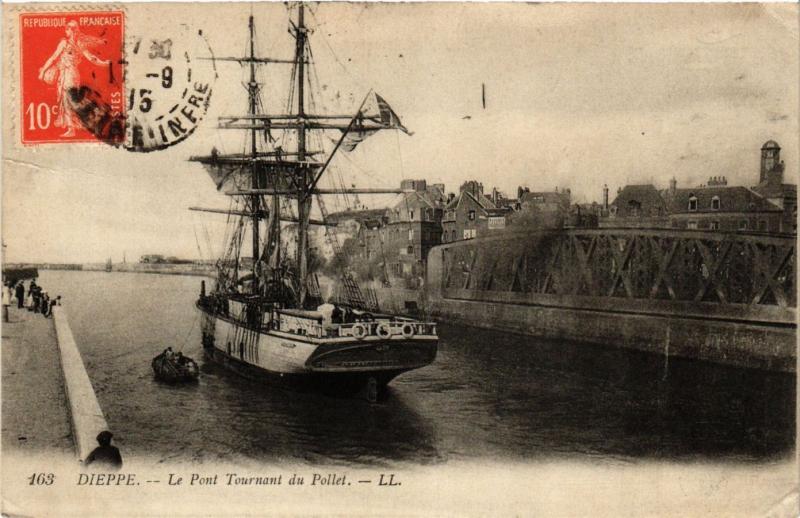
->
294, 4, 312, 306
190, 5, 412, 306
247, 15, 261, 292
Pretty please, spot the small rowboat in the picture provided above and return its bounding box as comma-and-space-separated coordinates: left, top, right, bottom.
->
152, 351, 199, 383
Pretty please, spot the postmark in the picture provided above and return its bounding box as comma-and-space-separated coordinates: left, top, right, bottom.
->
122, 25, 217, 152
19, 11, 125, 145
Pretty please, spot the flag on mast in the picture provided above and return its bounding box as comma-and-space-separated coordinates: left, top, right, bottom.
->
340, 93, 412, 152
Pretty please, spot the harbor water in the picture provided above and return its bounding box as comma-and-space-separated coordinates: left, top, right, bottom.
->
39, 270, 795, 466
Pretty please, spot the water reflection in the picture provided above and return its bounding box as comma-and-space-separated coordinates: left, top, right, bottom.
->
432, 325, 795, 461
39, 271, 795, 466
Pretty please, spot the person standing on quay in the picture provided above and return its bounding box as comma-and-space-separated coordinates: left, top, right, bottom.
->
85, 431, 123, 470
48, 296, 61, 316
15, 282, 25, 309
25, 287, 34, 311
2, 283, 11, 323
31, 285, 41, 312
39, 292, 50, 316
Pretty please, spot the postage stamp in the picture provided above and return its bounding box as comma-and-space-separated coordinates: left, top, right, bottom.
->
19, 11, 125, 145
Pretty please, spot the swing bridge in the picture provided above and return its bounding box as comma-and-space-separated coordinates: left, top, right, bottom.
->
420, 227, 796, 371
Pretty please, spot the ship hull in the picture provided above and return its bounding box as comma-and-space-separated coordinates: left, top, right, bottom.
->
197, 304, 437, 395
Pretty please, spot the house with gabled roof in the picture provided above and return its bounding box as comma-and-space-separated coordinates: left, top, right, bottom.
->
355, 179, 447, 281
602, 184, 670, 228
441, 181, 513, 242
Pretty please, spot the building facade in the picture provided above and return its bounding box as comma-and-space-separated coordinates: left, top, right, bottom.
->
357, 179, 447, 281
441, 181, 511, 243
601, 140, 795, 234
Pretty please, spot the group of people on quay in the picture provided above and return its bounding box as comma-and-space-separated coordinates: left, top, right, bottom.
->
2, 279, 60, 322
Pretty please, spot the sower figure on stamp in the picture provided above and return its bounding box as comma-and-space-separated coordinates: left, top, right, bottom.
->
37, 20, 110, 137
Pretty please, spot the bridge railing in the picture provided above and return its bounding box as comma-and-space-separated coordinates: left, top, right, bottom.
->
439, 228, 796, 313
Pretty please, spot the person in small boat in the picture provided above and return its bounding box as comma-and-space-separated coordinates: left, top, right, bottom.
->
163, 347, 174, 360
85, 431, 123, 470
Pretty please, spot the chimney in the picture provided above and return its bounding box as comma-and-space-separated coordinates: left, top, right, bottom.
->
669, 177, 677, 195
602, 184, 609, 209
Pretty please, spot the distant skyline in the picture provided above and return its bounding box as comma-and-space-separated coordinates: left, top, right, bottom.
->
3, 3, 798, 263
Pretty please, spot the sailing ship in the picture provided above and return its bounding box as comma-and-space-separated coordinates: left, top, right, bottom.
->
191, 5, 438, 399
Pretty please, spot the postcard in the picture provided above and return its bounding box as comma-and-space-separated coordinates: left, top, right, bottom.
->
2, 2, 797, 516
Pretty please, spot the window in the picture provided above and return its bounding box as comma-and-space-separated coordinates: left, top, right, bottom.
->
739, 220, 748, 230
451, 230, 456, 241
463, 229, 477, 239
407, 245, 414, 255
709, 221, 720, 230
442, 232, 447, 243
408, 210, 415, 220
687, 221, 698, 230
408, 229, 414, 241
758, 220, 767, 231
628, 200, 642, 217
468, 210, 476, 221
711, 196, 720, 210
688, 195, 698, 211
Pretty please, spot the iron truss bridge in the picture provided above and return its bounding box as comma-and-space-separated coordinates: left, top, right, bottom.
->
438, 228, 796, 326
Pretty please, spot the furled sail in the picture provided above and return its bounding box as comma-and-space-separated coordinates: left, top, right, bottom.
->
190, 149, 321, 191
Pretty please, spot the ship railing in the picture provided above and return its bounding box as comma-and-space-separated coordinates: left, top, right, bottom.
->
323, 321, 437, 340
276, 319, 437, 340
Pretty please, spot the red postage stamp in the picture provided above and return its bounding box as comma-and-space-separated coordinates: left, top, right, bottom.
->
19, 11, 125, 145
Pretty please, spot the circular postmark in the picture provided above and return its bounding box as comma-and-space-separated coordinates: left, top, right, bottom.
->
71, 22, 217, 152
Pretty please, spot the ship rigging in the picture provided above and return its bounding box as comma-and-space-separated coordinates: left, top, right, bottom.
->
193, 5, 438, 399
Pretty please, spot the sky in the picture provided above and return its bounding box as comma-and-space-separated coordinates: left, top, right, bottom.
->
3, 2, 798, 263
